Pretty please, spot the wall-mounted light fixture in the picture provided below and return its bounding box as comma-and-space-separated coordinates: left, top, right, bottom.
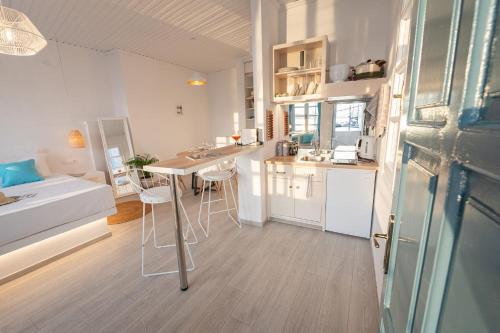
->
68, 130, 85, 148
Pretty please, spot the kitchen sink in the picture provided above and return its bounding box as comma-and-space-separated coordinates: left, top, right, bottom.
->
300, 156, 326, 162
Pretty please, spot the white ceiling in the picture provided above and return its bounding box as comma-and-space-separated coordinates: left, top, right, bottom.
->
5, 0, 252, 72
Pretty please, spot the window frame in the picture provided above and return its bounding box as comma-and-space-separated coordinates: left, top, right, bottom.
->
289, 102, 321, 133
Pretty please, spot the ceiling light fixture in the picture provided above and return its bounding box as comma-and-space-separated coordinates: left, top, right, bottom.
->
187, 72, 207, 86
0, 3, 47, 56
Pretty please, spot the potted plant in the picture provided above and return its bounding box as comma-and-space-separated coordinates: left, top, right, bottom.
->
125, 154, 159, 186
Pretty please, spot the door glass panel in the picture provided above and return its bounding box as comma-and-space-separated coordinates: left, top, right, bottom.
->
414, 0, 454, 116
439, 199, 500, 332
389, 160, 436, 333
484, 14, 500, 122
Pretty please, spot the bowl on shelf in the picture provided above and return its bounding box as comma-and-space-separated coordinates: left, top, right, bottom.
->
329, 64, 351, 83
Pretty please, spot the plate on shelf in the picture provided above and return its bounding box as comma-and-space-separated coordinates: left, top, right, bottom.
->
277, 67, 298, 73
306, 81, 316, 95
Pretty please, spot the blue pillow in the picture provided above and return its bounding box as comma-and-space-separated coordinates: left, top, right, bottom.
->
0, 159, 44, 188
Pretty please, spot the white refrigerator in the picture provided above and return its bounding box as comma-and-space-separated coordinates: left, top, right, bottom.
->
325, 168, 376, 238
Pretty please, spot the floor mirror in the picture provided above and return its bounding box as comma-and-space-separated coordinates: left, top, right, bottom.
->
98, 117, 135, 198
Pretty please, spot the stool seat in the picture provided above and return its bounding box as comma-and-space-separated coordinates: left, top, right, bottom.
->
197, 161, 240, 237
199, 169, 233, 182
126, 168, 197, 277
140, 186, 172, 204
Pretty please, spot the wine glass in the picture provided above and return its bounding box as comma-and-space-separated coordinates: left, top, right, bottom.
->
231, 131, 241, 145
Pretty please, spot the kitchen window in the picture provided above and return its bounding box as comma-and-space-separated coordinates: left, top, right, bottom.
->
289, 103, 321, 133
334, 102, 365, 132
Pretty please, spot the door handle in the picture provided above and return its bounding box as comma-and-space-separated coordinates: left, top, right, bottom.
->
372, 214, 395, 274
373, 233, 387, 248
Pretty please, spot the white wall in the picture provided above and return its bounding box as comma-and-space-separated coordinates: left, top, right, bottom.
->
207, 68, 240, 138
115, 51, 212, 160
236, 0, 280, 225
371, 0, 405, 301
0, 41, 114, 174
281, 0, 391, 69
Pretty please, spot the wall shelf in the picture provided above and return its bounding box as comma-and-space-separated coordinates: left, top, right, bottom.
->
243, 60, 254, 128
325, 78, 387, 101
274, 67, 322, 78
273, 36, 328, 104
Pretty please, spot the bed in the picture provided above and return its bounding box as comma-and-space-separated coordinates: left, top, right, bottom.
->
0, 175, 116, 284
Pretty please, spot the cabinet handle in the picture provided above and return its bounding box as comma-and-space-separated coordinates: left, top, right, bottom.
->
296, 186, 300, 189
289, 185, 293, 189
276, 171, 286, 174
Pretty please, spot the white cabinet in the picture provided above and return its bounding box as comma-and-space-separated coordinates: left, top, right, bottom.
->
268, 176, 293, 218
293, 176, 323, 222
325, 169, 376, 238
267, 165, 325, 227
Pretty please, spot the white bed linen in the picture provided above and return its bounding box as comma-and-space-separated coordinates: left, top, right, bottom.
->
0, 175, 115, 247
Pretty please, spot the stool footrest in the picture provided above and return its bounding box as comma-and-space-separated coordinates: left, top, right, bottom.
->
209, 208, 237, 215
200, 198, 225, 204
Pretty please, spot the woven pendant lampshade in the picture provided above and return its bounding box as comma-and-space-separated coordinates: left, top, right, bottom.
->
0, 4, 47, 56
68, 130, 85, 148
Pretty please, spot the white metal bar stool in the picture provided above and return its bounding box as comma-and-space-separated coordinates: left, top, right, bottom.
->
127, 167, 197, 277
197, 159, 241, 237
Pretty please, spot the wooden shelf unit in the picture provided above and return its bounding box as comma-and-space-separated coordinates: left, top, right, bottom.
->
273, 36, 328, 104
243, 60, 254, 128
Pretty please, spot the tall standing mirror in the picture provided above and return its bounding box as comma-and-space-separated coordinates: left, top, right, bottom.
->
98, 117, 135, 198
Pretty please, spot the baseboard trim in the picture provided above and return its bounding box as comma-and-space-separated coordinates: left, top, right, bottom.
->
240, 219, 267, 228
268, 217, 323, 230
0, 232, 112, 286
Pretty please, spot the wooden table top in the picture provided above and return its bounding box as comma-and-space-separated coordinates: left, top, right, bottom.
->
265, 155, 378, 171
144, 144, 262, 175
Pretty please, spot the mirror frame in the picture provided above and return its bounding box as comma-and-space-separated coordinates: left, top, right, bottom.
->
98, 117, 135, 198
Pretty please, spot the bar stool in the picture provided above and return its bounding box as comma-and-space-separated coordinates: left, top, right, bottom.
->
127, 167, 197, 277
197, 159, 241, 237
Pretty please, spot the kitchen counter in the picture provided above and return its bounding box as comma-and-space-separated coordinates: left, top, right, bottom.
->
265, 156, 378, 171
146, 144, 262, 176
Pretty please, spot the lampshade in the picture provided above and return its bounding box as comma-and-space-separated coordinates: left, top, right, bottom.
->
0, 5, 47, 56
68, 130, 85, 148
187, 72, 207, 86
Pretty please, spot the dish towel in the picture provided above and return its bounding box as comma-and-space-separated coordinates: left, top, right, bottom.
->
375, 83, 391, 137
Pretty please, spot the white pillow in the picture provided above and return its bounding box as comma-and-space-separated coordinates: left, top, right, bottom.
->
35, 152, 51, 178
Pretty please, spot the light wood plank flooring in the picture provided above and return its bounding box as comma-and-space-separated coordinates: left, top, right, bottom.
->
0, 191, 379, 333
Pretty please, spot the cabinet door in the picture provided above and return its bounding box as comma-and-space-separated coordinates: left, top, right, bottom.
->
293, 176, 323, 223
325, 169, 375, 238
268, 176, 293, 218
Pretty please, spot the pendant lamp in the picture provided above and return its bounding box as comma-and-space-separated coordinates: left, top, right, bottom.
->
187, 72, 207, 86
0, 3, 47, 56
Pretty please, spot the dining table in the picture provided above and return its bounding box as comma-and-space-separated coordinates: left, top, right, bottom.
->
144, 144, 261, 290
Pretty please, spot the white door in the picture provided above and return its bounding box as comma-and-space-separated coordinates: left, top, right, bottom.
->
268, 176, 293, 218
293, 176, 323, 223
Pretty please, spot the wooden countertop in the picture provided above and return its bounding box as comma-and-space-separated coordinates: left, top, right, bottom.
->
265, 156, 378, 171
144, 144, 262, 175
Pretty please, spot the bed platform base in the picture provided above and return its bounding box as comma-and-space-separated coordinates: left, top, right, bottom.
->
0, 217, 112, 285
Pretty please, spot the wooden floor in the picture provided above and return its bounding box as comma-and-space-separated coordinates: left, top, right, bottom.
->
0, 191, 379, 333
